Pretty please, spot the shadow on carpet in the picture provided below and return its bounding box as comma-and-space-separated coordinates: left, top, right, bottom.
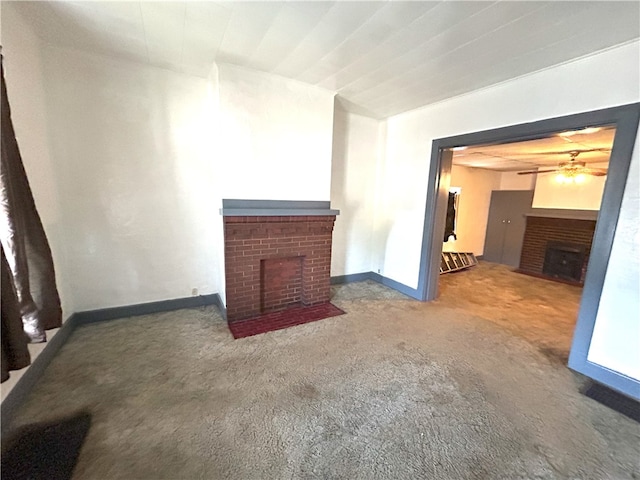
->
228, 302, 345, 339
1, 410, 91, 480
583, 382, 640, 423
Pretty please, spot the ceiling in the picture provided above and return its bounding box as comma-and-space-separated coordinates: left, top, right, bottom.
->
452, 125, 616, 172
6, 1, 640, 119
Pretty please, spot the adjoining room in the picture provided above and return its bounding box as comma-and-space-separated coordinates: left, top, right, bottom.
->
438, 126, 614, 357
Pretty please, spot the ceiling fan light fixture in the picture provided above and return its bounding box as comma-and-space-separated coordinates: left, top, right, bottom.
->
555, 171, 587, 185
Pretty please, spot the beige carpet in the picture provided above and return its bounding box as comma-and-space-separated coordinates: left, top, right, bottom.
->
8, 262, 640, 479
436, 261, 583, 365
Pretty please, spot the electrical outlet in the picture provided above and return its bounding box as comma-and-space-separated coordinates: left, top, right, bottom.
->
191, 288, 198, 296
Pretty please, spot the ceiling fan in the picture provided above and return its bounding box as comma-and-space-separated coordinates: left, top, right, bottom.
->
516, 149, 609, 177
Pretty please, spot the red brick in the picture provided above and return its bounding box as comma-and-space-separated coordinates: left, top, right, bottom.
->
519, 216, 595, 283
224, 214, 337, 322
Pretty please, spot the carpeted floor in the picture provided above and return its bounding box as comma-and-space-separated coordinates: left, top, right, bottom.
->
7, 262, 640, 479
436, 261, 583, 366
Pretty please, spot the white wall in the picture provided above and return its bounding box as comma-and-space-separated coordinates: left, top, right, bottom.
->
3, 24, 336, 313
208, 64, 227, 307
217, 64, 335, 201
445, 165, 501, 255
26, 53, 334, 311
587, 134, 640, 380
376, 116, 430, 284
41, 46, 220, 311
371, 121, 390, 275
532, 163, 607, 210
330, 106, 379, 276
381, 40, 640, 381
500, 171, 536, 191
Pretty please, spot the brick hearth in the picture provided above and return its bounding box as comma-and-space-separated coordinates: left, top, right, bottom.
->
223, 205, 338, 323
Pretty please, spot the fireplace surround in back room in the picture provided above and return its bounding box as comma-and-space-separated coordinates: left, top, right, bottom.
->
518, 210, 597, 285
221, 200, 340, 323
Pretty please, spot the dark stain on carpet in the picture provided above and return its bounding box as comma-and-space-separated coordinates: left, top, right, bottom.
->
539, 346, 570, 366
292, 383, 320, 400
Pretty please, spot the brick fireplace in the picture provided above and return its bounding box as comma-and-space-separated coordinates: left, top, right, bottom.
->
518, 212, 597, 285
221, 200, 339, 323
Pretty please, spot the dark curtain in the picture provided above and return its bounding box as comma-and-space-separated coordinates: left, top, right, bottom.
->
0, 54, 62, 360
1, 244, 31, 382
444, 192, 457, 242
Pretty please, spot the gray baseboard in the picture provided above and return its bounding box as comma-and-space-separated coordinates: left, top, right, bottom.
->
1, 293, 222, 433
75, 294, 220, 323
369, 272, 420, 299
1, 313, 80, 435
331, 271, 420, 300
212, 294, 227, 321
330, 272, 374, 284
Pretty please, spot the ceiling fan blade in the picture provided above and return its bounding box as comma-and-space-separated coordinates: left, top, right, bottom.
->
587, 171, 608, 176
525, 148, 611, 156
584, 167, 608, 174
517, 169, 559, 175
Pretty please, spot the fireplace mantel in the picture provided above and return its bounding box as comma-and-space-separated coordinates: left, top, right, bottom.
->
525, 208, 598, 221
221, 199, 340, 217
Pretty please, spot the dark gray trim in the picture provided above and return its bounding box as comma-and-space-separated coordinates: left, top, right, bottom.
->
212, 293, 227, 321
221, 199, 340, 217
222, 209, 341, 216
74, 294, 220, 324
1, 313, 81, 435
526, 209, 599, 220
330, 272, 374, 284
223, 199, 331, 209
578, 362, 640, 401
419, 148, 453, 301
583, 380, 640, 420
568, 104, 640, 400
420, 102, 640, 399
370, 273, 420, 299
330, 271, 419, 299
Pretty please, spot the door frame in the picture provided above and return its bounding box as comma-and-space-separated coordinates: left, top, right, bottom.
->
417, 103, 640, 398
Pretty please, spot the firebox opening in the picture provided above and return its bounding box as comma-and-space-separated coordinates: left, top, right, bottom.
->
542, 241, 586, 282
261, 256, 305, 313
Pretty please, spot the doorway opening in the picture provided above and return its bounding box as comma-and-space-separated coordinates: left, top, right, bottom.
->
448, 125, 614, 279
417, 103, 640, 399
437, 125, 615, 364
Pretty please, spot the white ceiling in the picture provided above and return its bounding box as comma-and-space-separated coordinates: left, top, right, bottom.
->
6, 1, 640, 119
452, 125, 616, 172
